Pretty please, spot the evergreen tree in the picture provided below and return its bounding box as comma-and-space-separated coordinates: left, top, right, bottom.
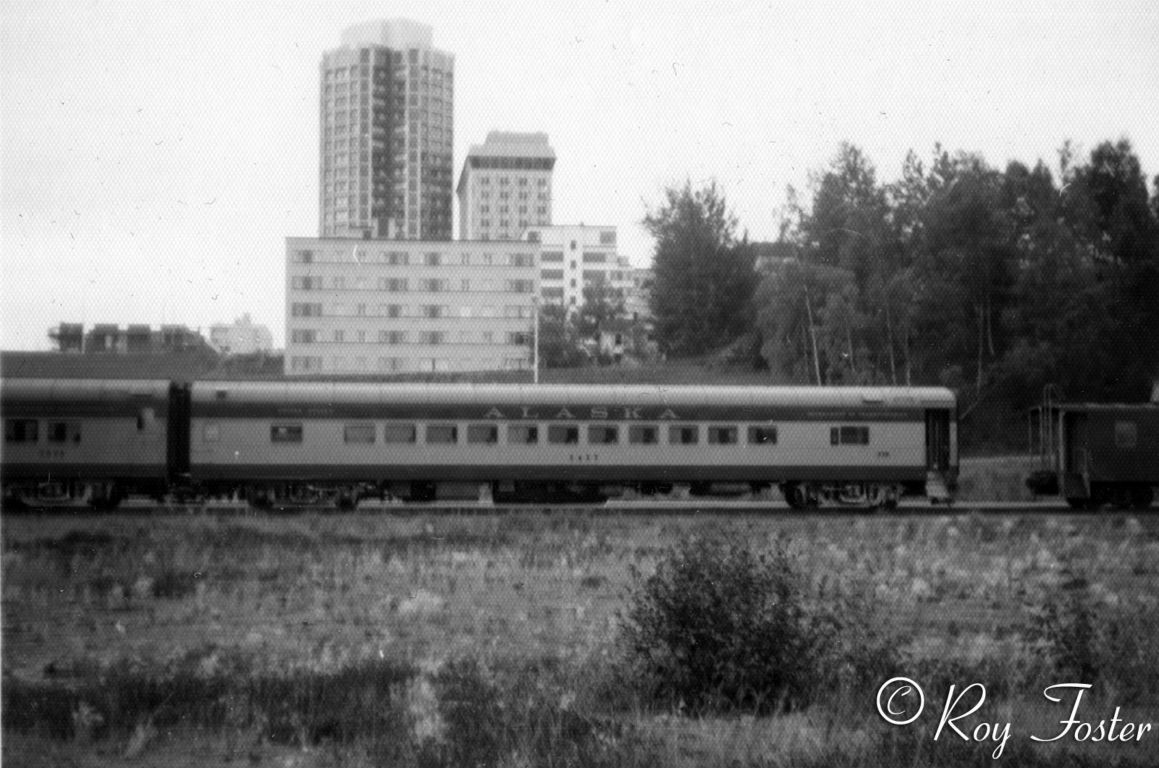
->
643, 181, 758, 357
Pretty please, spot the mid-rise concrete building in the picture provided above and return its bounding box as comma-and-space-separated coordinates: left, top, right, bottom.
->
523, 225, 631, 308
457, 132, 554, 241
285, 237, 538, 375
319, 19, 454, 240
624, 268, 654, 323
209, 314, 274, 356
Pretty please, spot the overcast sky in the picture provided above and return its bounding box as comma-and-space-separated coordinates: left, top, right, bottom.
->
2, 1, 1156, 350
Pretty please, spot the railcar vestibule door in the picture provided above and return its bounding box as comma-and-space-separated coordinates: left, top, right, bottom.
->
925, 409, 951, 471
1063, 412, 1089, 475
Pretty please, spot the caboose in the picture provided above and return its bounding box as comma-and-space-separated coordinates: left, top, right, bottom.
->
1027, 402, 1157, 509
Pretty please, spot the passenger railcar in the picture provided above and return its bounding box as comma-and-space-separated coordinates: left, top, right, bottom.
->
188, 381, 958, 508
1027, 402, 1157, 509
1, 378, 179, 507
2, 377, 958, 509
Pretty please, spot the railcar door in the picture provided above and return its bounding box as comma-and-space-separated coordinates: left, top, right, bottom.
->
925, 409, 951, 472
1063, 412, 1088, 475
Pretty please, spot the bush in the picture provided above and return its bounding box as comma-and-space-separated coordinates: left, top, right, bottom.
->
1024, 590, 1159, 704
620, 535, 892, 714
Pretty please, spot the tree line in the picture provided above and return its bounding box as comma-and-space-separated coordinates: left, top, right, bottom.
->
643, 139, 1159, 449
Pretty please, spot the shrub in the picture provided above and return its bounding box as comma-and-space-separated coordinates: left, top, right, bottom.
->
619, 535, 888, 714
1024, 590, 1159, 704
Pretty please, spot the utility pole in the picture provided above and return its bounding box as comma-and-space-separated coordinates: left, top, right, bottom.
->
532, 296, 540, 385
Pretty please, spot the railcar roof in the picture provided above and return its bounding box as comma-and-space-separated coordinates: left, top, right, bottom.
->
191, 381, 955, 409
1053, 402, 1159, 412
0, 378, 172, 401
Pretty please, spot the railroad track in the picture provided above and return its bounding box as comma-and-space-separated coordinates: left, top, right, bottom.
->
4, 498, 1147, 515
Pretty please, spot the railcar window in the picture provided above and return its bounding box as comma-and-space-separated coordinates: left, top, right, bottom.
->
508, 424, 538, 444
343, 424, 376, 444
628, 425, 659, 445
383, 424, 417, 443
271, 424, 303, 443
748, 426, 778, 445
588, 425, 619, 445
136, 408, 155, 431
830, 426, 870, 445
4, 419, 38, 443
547, 425, 579, 444
1114, 421, 1138, 449
426, 424, 458, 444
669, 425, 699, 445
708, 426, 738, 445
47, 422, 81, 444
467, 424, 500, 444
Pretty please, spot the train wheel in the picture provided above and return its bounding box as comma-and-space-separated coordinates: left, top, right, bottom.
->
88, 484, 122, 511
781, 483, 816, 510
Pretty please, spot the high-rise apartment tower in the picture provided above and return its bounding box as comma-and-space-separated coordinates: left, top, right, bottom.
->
319, 20, 454, 240
457, 132, 554, 241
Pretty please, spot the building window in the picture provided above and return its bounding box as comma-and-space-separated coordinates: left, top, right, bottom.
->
599, 231, 616, 245
541, 251, 563, 262
290, 329, 318, 344
748, 426, 778, 445
271, 424, 304, 443
830, 426, 870, 445
669, 425, 698, 445
291, 302, 322, 317
343, 424, 376, 444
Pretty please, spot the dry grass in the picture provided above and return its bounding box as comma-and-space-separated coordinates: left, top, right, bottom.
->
4, 509, 1158, 766
957, 455, 1043, 502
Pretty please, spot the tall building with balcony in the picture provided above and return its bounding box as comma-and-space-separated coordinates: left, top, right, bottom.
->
523, 225, 631, 308
319, 19, 454, 240
457, 132, 554, 241
285, 237, 538, 375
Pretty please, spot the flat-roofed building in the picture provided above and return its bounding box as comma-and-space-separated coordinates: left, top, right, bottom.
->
523, 225, 631, 309
209, 314, 274, 356
285, 237, 539, 375
457, 132, 554, 241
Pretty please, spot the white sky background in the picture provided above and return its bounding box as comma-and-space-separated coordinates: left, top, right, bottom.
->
2, 1, 1157, 350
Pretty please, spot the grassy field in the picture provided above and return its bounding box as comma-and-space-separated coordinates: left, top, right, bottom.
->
4, 509, 1158, 766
